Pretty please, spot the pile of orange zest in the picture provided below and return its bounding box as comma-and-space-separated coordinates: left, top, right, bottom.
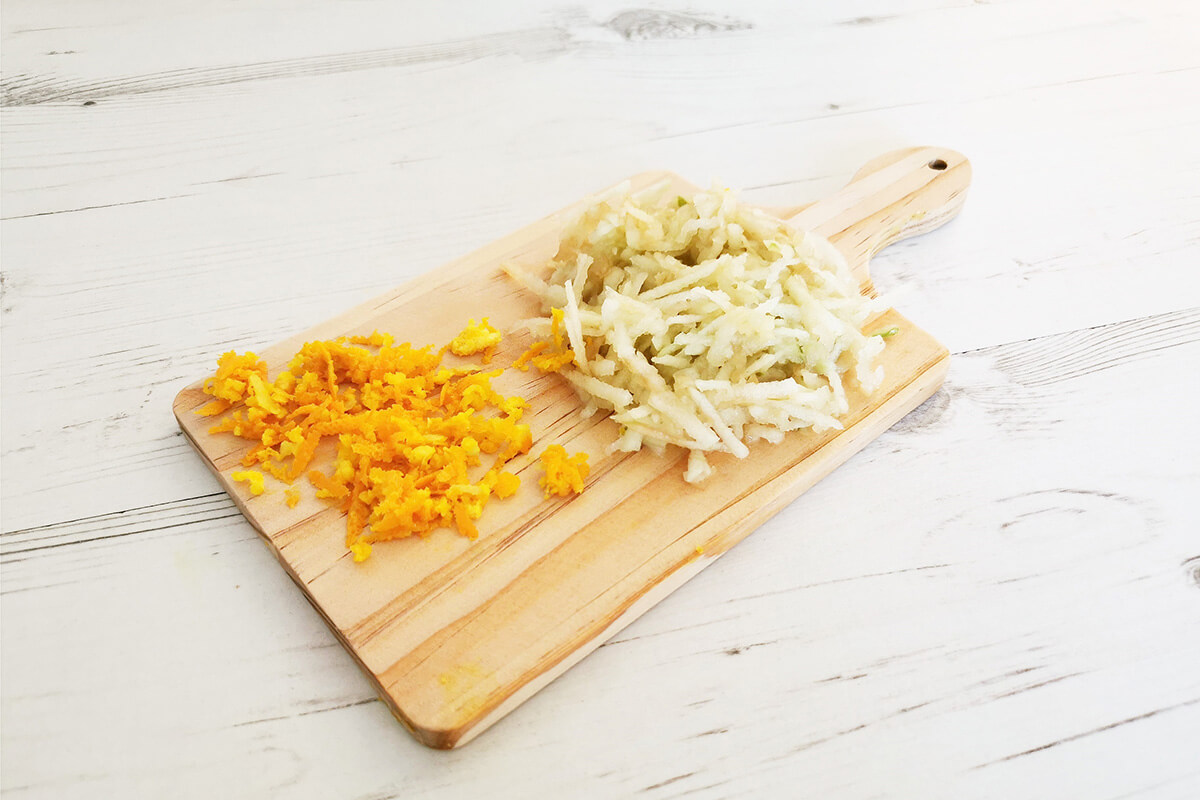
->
448, 318, 503, 363
198, 352, 268, 416
538, 444, 589, 497
231, 470, 266, 496
199, 328, 531, 561
514, 307, 575, 373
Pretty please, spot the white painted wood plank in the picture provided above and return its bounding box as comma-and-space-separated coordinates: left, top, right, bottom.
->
3, 1, 1199, 533
4, 309, 1198, 798
3, 0, 1200, 796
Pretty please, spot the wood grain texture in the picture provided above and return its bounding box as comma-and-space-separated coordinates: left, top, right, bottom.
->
7, 306, 1198, 795
5, 0, 1200, 795
4, 0, 1197, 535
171, 149, 964, 747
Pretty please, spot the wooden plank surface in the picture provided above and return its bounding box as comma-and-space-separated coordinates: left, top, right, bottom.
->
4, 0, 1199, 796
172, 147, 965, 747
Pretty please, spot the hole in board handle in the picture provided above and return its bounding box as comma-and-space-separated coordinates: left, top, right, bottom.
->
927, 159, 948, 171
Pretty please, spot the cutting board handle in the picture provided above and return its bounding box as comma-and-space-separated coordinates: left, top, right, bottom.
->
787, 146, 971, 292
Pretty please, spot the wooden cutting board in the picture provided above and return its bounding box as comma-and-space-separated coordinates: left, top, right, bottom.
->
174, 146, 970, 749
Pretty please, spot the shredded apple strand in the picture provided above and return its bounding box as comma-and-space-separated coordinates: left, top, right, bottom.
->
201, 323, 584, 562
503, 183, 888, 485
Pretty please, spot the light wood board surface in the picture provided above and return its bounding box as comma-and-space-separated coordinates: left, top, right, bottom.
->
4, 0, 1199, 797
172, 146, 966, 748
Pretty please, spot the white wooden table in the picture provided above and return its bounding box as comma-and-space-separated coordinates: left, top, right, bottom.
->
3, 2, 1199, 797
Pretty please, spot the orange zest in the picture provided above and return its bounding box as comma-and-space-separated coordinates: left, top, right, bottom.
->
514, 308, 575, 373
538, 444, 589, 497
200, 329, 530, 560
448, 318, 502, 362
231, 469, 266, 496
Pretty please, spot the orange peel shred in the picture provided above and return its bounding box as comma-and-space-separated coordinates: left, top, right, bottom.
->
200, 327, 533, 559
230, 469, 266, 496
538, 444, 589, 497
448, 318, 502, 362
515, 308, 576, 373
201, 316, 595, 562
